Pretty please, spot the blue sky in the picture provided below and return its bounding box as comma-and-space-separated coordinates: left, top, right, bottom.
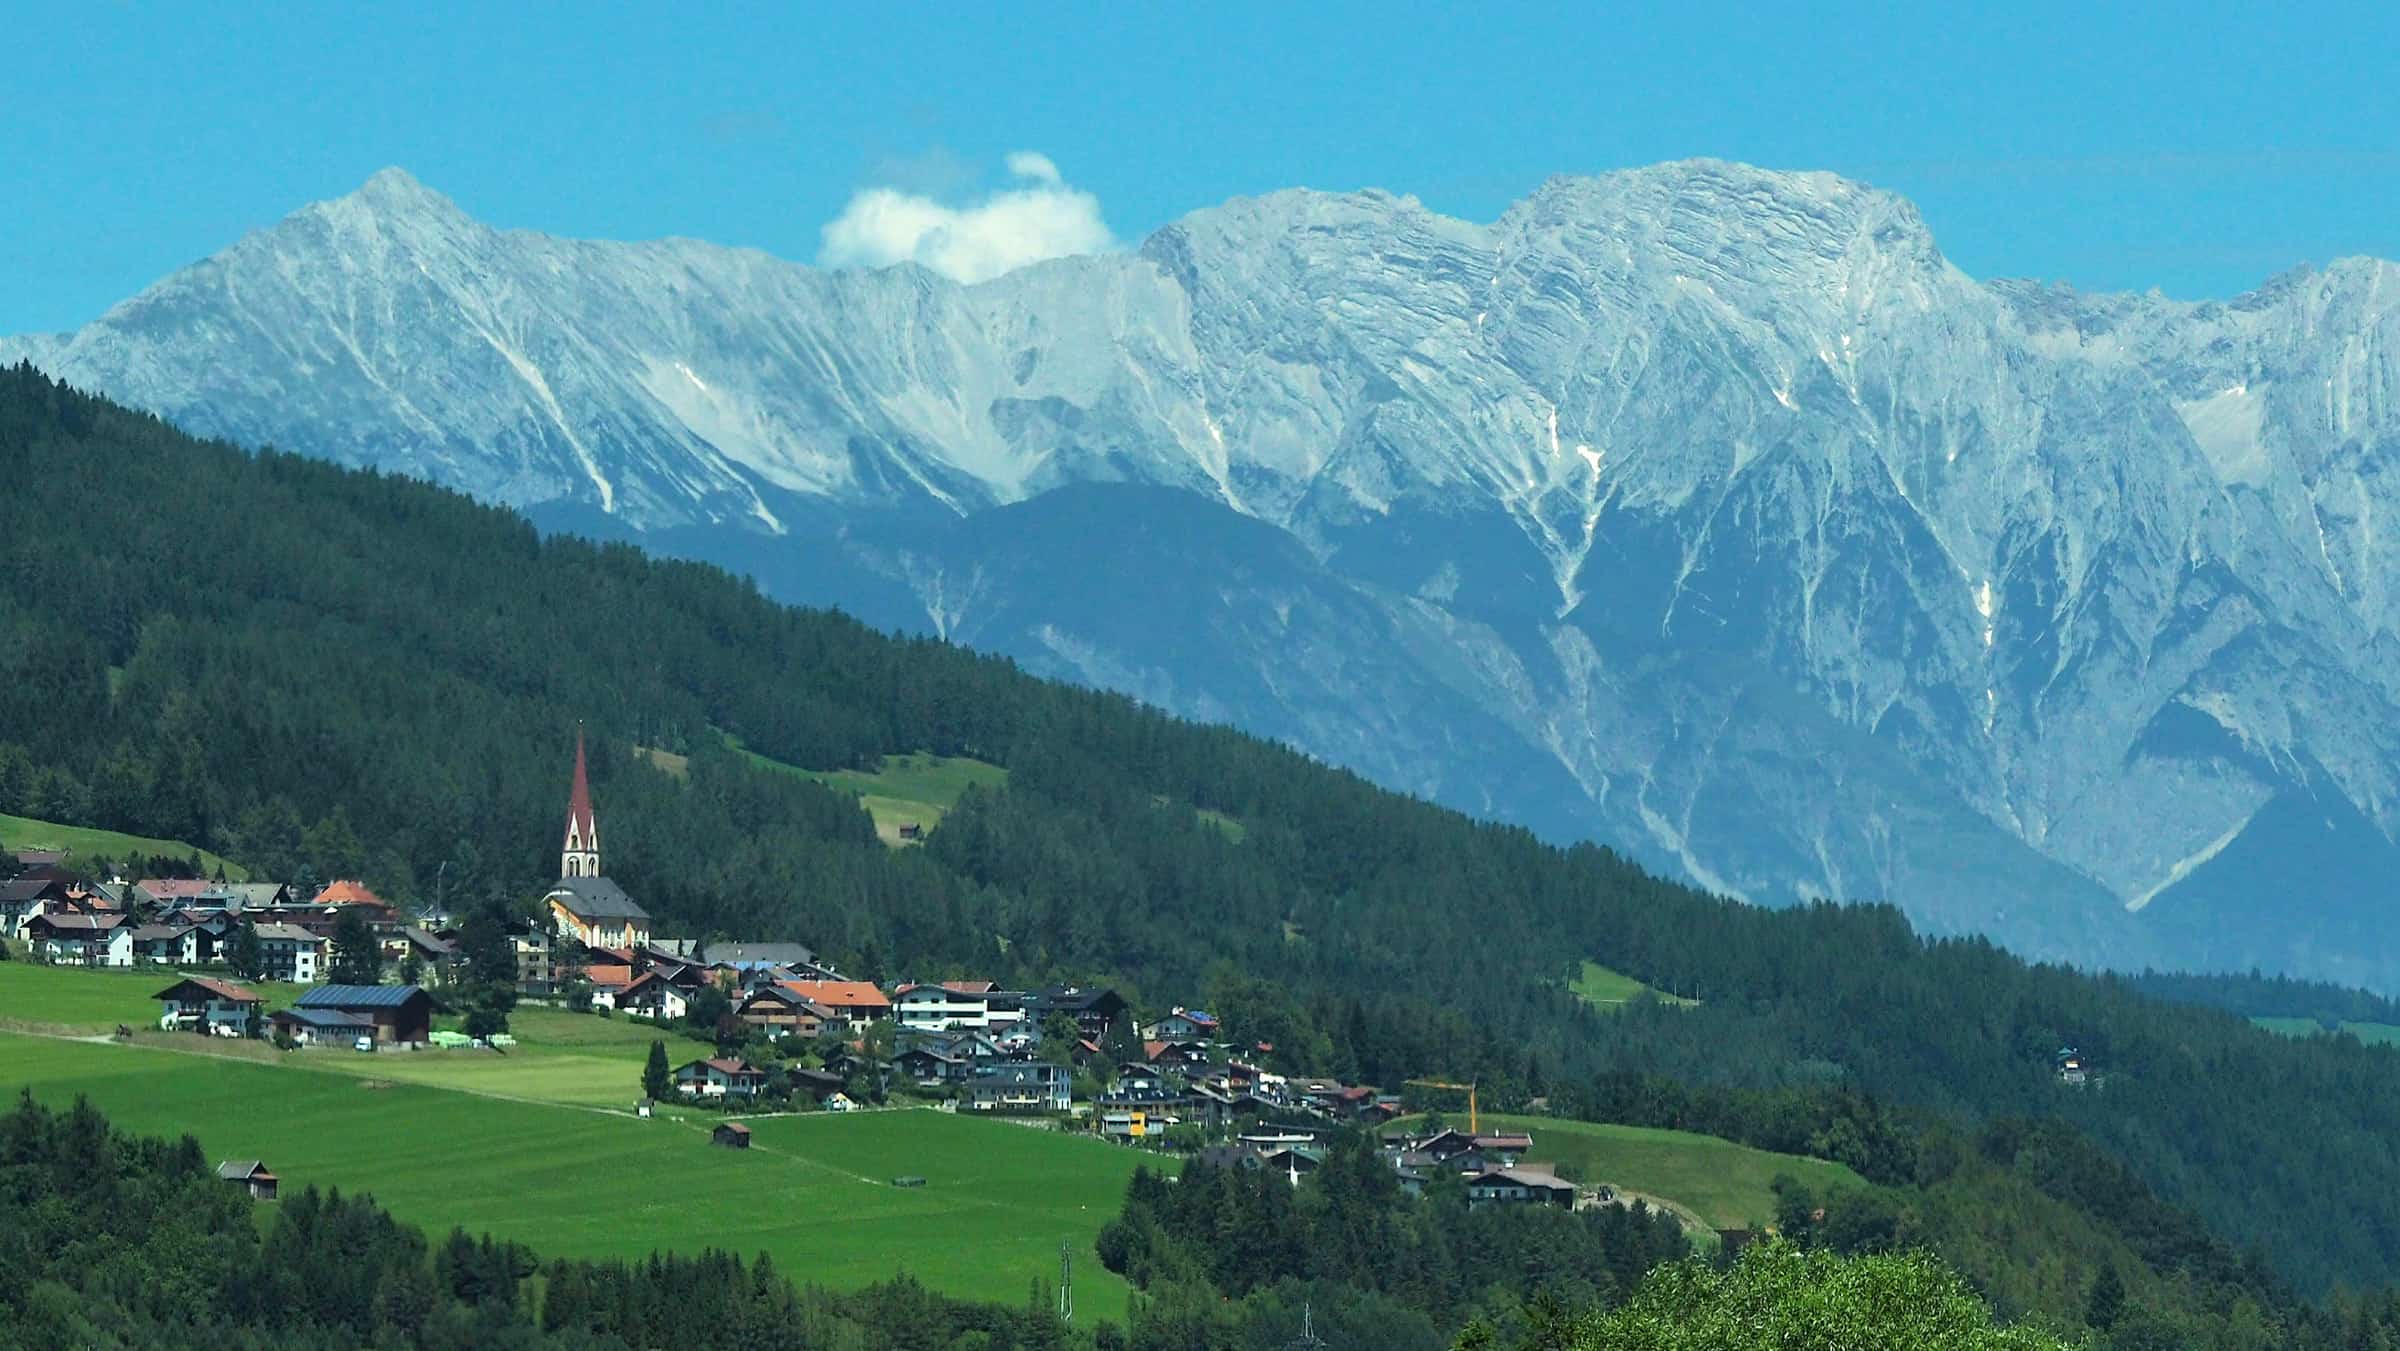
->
4, 2, 2395, 333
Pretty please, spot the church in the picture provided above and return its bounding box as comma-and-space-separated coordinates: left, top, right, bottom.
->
542, 730, 653, 949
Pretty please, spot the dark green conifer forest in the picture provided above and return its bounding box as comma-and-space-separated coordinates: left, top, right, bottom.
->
14, 365, 2400, 1338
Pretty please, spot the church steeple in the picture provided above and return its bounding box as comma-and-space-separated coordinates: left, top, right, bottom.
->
561, 727, 601, 879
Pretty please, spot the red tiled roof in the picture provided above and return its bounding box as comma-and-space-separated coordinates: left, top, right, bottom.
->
313, 879, 386, 907
780, 980, 890, 1010
941, 980, 997, 994
138, 879, 215, 899
584, 963, 634, 989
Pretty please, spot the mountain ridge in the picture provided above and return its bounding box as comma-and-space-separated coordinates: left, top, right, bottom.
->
9, 160, 2398, 986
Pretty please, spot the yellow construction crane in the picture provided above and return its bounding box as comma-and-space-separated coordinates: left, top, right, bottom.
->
1404, 1078, 1478, 1134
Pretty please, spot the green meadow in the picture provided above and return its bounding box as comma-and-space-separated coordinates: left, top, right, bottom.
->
739, 745, 1010, 845
0, 965, 719, 1109
0, 1031, 1150, 1321
1433, 1111, 1870, 1234
2252, 1015, 2400, 1047
0, 961, 304, 1034
1570, 961, 1698, 1010
0, 809, 246, 878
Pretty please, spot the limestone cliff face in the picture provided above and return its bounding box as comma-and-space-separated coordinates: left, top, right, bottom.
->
13, 162, 2399, 984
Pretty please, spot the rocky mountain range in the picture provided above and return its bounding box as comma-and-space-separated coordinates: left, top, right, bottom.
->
9, 162, 2398, 986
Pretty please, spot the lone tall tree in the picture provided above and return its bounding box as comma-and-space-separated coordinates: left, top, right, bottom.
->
329, 906, 384, 985
642, 1039, 672, 1103
226, 917, 263, 981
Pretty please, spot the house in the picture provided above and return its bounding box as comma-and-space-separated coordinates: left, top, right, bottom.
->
217, 1160, 278, 1201
292, 985, 433, 1044
219, 882, 293, 912
583, 963, 634, 1009
1197, 1143, 1268, 1171
788, 1066, 847, 1102
966, 1062, 1072, 1113
311, 878, 391, 912
1147, 1008, 1221, 1041
935, 1031, 1007, 1065
1022, 986, 1130, 1040
1098, 1108, 1151, 1140
674, 1057, 766, 1099
1414, 1129, 1481, 1161
507, 920, 561, 995
129, 922, 201, 965
154, 977, 263, 1035
619, 971, 696, 1021
736, 984, 837, 1038
1472, 1133, 1535, 1163
10, 848, 66, 869
1146, 1039, 1212, 1067
133, 878, 219, 910
383, 926, 457, 983
693, 942, 835, 980
778, 980, 891, 1029
1464, 1164, 1576, 1208
1262, 1147, 1324, 1185
167, 910, 235, 960
712, 1122, 751, 1149
252, 923, 324, 983
2056, 1047, 2092, 1087
892, 983, 993, 1032
895, 1046, 967, 1082
26, 912, 132, 966
0, 876, 73, 939
268, 1006, 375, 1046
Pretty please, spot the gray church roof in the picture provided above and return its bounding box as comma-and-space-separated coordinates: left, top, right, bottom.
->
545, 876, 650, 921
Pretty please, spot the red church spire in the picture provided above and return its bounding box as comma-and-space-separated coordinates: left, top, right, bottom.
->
562, 726, 601, 878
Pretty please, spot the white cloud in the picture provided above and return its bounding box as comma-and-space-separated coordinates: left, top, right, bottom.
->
817, 151, 1112, 285
1004, 150, 1062, 186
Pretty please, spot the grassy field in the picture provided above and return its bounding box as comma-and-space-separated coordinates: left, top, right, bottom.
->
0, 810, 246, 878
737, 744, 1010, 845
1570, 961, 1698, 1010
0, 1031, 1149, 1321
0, 960, 306, 1034
2253, 1015, 2400, 1047
1441, 1112, 1869, 1233
0, 966, 686, 1106
323, 1007, 689, 1107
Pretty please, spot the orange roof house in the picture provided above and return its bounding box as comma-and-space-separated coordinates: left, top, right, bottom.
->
313, 879, 389, 909
780, 980, 891, 1018
583, 963, 635, 990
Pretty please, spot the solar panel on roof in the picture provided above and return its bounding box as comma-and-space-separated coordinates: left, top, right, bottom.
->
294, 984, 425, 1008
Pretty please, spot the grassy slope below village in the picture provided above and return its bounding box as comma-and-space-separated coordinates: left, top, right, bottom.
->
0, 809, 246, 878
0, 1029, 1149, 1322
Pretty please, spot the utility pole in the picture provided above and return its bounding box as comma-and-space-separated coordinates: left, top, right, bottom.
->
1057, 1240, 1073, 1320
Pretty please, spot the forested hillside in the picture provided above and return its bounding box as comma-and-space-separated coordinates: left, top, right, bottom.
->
11, 363, 2400, 1306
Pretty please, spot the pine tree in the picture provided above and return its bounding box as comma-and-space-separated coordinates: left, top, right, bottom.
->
329, 906, 383, 985
642, 1039, 672, 1103
2085, 1262, 2126, 1332
227, 918, 263, 980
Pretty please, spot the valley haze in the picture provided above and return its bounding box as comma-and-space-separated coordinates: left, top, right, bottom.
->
10, 159, 2398, 990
